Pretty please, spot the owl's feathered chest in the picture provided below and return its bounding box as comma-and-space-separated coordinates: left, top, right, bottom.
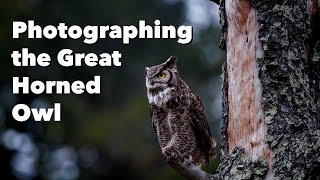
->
149, 90, 190, 133
147, 87, 176, 107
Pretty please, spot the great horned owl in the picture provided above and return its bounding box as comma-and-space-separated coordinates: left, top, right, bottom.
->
145, 56, 216, 167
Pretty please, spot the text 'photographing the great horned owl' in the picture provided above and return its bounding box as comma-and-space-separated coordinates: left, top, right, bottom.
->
10, 20, 194, 122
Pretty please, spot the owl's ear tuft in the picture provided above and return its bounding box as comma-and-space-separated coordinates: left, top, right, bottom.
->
164, 56, 177, 69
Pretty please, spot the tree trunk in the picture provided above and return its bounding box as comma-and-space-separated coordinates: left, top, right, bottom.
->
216, 0, 320, 179
167, 0, 319, 179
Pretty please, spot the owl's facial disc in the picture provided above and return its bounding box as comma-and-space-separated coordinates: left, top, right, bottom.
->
145, 69, 171, 89
145, 56, 178, 106
146, 70, 175, 106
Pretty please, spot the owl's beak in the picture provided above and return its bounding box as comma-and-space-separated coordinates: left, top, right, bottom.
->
145, 67, 149, 76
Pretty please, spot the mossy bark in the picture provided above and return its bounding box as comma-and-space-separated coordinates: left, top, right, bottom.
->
216, 0, 320, 179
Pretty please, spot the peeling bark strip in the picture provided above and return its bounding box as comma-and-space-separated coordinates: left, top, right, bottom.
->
224, 0, 272, 172
306, 0, 320, 60
216, 0, 272, 179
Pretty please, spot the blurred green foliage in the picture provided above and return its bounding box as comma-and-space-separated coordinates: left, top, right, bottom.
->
0, 0, 225, 179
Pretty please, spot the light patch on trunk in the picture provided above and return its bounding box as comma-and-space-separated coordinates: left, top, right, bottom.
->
225, 0, 273, 178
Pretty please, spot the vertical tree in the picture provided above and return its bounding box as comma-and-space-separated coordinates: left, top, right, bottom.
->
169, 0, 320, 179
217, 0, 320, 179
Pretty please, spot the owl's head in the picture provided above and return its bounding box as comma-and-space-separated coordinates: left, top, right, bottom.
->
145, 56, 179, 106
145, 56, 179, 89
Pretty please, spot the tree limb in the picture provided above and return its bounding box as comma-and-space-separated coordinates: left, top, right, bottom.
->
165, 156, 216, 180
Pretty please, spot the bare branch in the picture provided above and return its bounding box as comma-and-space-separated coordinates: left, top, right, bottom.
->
165, 156, 216, 180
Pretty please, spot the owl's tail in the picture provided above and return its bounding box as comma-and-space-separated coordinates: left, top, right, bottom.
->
209, 137, 217, 159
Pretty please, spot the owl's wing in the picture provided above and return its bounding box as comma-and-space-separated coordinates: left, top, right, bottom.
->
188, 92, 213, 166
150, 104, 157, 132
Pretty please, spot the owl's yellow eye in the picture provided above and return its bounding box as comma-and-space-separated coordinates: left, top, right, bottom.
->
158, 73, 166, 79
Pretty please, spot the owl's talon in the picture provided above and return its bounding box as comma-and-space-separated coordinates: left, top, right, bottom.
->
183, 155, 193, 165
162, 146, 183, 162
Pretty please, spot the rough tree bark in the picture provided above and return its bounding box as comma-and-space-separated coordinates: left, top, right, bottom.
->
167, 0, 320, 179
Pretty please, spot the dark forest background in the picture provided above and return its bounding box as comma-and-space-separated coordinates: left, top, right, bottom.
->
0, 0, 225, 179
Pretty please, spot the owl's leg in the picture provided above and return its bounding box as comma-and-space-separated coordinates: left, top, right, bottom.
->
162, 144, 183, 161
161, 135, 184, 162
182, 154, 193, 165
163, 147, 197, 168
